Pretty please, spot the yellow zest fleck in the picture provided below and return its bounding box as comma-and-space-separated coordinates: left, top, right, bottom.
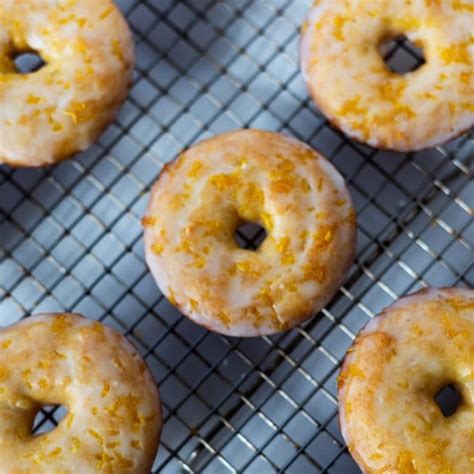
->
193, 255, 207, 269
241, 182, 264, 207
0, 366, 10, 382
168, 287, 178, 306
390, 16, 420, 31
49, 447, 62, 458
338, 363, 365, 390
54, 349, 67, 359
91, 406, 99, 416
261, 211, 273, 232
218, 312, 231, 326
22, 369, 33, 389
26, 94, 44, 105
190, 298, 198, 310
210, 173, 241, 191
101, 382, 110, 398
453, 0, 474, 11
269, 157, 297, 194
445, 297, 474, 312
100, 6, 114, 19
276, 237, 295, 265
48, 112, 64, 132
234, 260, 262, 279
187, 161, 203, 178
176, 238, 193, 254
333, 15, 349, 41
303, 262, 326, 283
38, 378, 49, 389
440, 42, 470, 64
345, 208, 357, 225
1, 340, 12, 349
460, 72, 472, 85
338, 97, 365, 116
141, 215, 156, 227
370, 453, 384, 460
88, 428, 104, 444
71, 437, 81, 452
301, 178, 311, 193
411, 323, 424, 336
316, 177, 324, 192
171, 190, 190, 210
112, 39, 127, 65
335, 199, 346, 207
38, 360, 50, 369
396, 451, 416, 473
131, 440, 143, 450
63, 100, 92, 125
106, 441, 120, 448
151, 242, 164, 255
115, 453, 135, 469
238, 156, 248, 169
95, 452, 114, 469
313, 224, 337, 249
107, 429, 120, 436
66, 413, 74, 429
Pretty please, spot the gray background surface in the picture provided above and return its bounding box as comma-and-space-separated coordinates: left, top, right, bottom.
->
1, 1, 473, 472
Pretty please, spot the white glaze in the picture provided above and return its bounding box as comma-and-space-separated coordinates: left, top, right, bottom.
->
338, 287, 474, 473
0, 313, 162, 473
301, 0, 474, 151
0, 0, 134, 167
144, 129, 357, 337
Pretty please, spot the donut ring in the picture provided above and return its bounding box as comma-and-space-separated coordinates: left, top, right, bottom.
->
301, 1, 474, 151
143, 129, 356, 337
0, 313, 162, 473
338, 287, 474, 473
0, 0, 134, 167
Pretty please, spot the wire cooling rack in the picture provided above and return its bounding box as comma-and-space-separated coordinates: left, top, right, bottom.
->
1, 1, 473, 472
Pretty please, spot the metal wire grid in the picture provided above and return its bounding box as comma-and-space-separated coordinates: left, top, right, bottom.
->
0, 0, 473, 472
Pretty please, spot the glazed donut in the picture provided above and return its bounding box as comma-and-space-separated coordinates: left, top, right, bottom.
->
143, 129, 356, 337
0, 313, 162, 473
301, 1, 474, 151
0, 0, 134, 167
338, 287, 474, 474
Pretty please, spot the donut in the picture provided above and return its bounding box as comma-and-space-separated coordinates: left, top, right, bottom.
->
0, 313, 162, 473
143, 129, 356, 337
338, 287, 474, 474
300, 1, 474, 151
0, 0, 134, 167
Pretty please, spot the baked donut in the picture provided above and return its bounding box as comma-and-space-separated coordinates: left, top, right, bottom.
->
143, 129, 356, 337
338, 287, 474, 474
0, 313, 162, 473
301, 1, 474, 151
0, 0, 134, 167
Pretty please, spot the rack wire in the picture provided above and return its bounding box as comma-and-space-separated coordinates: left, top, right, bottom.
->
1, 1, 473, 472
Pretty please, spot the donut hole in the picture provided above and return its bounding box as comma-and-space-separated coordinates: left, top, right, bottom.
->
234, 220, 267, 250
12, 50, 46, 74
434, 384, 463, 417
379, 35, 425, 74
32, 404, 68, 435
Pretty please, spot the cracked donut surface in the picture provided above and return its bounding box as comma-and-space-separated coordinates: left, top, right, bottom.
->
0, 0, 134, 167
301, 0, 474, 151
144, 129, 356, 337
0, 313, 162, 473
338, 287, 474, 474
